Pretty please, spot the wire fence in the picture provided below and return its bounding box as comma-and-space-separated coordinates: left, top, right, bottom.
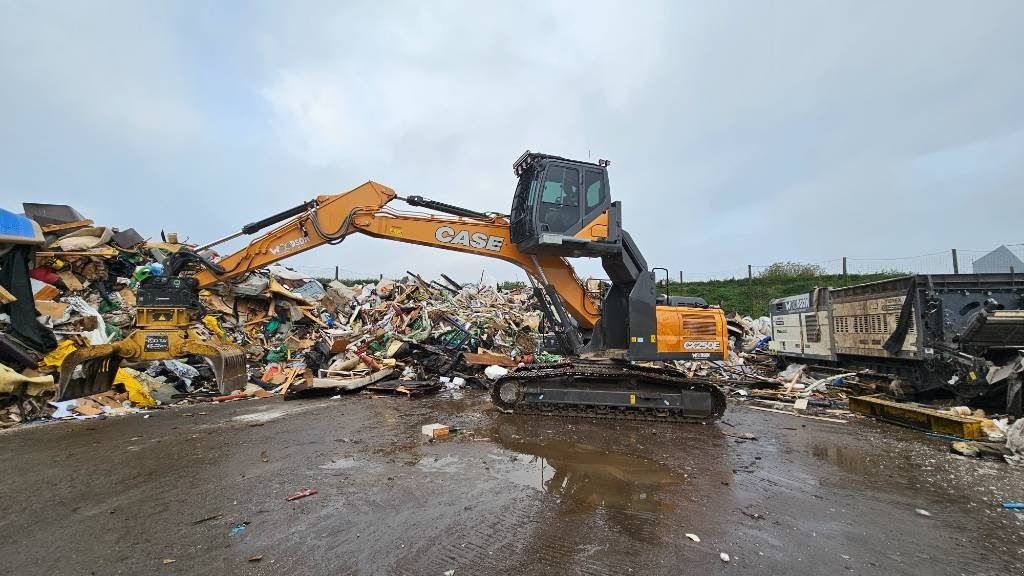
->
668, 243, 1024, 318
286, 265, 382, 282
679, 244, 1024, 282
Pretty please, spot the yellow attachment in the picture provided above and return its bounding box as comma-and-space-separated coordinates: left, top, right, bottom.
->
136, 307, 192, 328
56, 323, 247, 400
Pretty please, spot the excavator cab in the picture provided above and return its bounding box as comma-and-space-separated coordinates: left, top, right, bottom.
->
506, 150, 729, 365
510, 151, 617, 258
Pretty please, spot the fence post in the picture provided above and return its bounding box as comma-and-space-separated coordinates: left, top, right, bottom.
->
842, 256, 847, 277
747, 264, 753, 316
951, 249, 959, 274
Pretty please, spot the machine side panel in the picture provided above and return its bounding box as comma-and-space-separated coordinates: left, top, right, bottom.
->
831, 293, 919, 359
652, 307, 728, 361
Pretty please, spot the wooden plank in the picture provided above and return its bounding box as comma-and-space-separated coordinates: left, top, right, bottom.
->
279, 368, 300, 396
35, 248, 119, 257
848, 394, 983, 439
0, 284, 16, 305
307, 367, 395, 392
300, 307, 329, 328
58, 271, 84, 291
745, 405, 848, 423
34, 300, 67, 319
462, 351, 517, 368
33, 284, 61, 302
40, 219, 93, 233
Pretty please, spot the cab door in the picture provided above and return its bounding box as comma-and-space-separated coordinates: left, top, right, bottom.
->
537, 164, 582, 235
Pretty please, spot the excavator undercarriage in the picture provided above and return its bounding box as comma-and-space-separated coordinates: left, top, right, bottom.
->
492, 359, 727, 423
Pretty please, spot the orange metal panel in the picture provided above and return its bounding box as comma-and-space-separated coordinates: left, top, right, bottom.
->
655, 307, 728, 356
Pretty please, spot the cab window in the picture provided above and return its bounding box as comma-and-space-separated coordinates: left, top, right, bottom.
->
539, 166, 580, 233
541, 166, 579, 205
584, 170, 605, 211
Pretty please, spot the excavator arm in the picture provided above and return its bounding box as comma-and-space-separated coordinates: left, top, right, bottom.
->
56, 181, 600, 401
193, 181, 602, 330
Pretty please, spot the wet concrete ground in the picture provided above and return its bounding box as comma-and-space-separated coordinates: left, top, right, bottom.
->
1, 391, 1022, 576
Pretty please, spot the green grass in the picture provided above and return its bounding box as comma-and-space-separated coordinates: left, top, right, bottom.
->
665, 272, 907, 318
315, 277, 383, 287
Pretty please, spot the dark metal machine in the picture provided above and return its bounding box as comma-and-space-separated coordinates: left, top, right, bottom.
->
770, 274, 1024, 415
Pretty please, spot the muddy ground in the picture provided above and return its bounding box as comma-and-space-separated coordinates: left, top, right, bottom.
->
1, 391, 1022, 576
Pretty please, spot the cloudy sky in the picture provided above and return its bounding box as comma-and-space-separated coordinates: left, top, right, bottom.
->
2, 1, 1022, 282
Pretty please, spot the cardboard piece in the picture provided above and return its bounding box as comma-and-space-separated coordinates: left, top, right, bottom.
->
421, 423, 450, 439
33, 284, 60, 302
58, 271, 84, 291
34, 301, 68, 319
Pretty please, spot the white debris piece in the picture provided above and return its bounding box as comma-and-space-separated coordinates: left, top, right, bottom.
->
685, 533, 700, 542
440, 376, 466, 390
1005, 418, 1024, 466
484, 365, 510, 380
720, 552, 730, 562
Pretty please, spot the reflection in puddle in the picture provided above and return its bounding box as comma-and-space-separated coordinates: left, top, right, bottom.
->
488, 423, 683, 512
319, 457, 381, 472
319, 458, 362, 470
811, 444, 868, 473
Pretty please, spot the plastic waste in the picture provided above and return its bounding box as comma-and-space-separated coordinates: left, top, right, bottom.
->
163, 359, 200, 389
440, 376, 466, 390
113, 369, 156, 408
484, 365, 509, 380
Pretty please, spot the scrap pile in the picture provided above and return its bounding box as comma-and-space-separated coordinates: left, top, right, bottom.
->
696, 319, 1024, 463
0, 203, 197, 426
673, 316, 898, 420
0, 202, 548, 428
201, 269, 545, 398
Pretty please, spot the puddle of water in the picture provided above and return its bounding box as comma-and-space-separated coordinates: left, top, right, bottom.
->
232, 403, 326, 424
486, 421, 683, 512
319, 458, 363, 470
811, 444, 869, 473
417, 455, 462, 473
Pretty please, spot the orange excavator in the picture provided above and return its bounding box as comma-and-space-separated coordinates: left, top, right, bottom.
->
58, 152, 728, 422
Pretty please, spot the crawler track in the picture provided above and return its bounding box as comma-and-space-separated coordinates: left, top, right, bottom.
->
491, 360, 727, 424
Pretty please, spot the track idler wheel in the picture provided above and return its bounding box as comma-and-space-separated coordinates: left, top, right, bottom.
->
491, 378, 523, 413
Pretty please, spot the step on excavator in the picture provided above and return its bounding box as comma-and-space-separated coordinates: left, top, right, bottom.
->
58, 152, 728, 422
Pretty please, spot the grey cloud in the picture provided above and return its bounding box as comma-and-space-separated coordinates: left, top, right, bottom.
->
1, 0, 1021, 283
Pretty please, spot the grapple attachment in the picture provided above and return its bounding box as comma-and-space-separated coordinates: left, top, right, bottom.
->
56, 343, 126, 400
55, 329, 247, 400
179, 339, 248, 394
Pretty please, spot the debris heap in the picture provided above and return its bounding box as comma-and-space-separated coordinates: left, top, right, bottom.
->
0, 203, 547, 427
